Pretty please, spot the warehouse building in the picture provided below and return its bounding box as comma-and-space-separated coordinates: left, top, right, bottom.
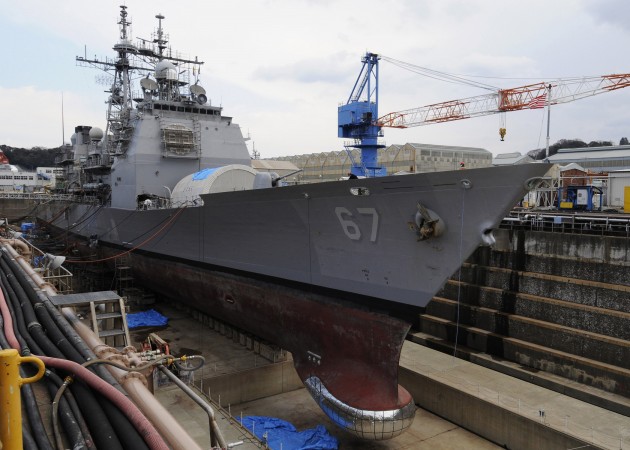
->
546, 145, 630, 172
272, 143, 492, 183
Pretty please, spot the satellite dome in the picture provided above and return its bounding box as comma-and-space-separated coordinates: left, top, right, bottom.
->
155, 60, 177, 80
70, 133, 77, 145
89, 127, 104, 141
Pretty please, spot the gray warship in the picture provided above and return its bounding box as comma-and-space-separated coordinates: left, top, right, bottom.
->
38, 6, 550, 440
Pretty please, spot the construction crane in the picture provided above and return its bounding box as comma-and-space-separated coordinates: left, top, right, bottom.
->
338, 53, 385, 177
338, 52, 630, 177
377, 75, 630, 128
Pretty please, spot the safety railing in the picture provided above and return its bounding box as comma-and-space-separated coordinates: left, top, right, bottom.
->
501, 210, 630, 238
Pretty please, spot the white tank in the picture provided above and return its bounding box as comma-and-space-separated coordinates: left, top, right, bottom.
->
171, 165, 258, 206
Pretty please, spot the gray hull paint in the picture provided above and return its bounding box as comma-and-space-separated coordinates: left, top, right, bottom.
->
45, 163, 549, 308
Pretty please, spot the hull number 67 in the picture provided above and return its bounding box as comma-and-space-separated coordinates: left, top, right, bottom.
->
334, 207, 379, 242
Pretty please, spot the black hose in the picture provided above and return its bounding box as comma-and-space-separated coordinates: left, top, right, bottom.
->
66, 382, 125, 450
0, 314, 53, 450
8, 261, 85, 365
174, 354, 205, 372
2, 250, 125, 393
98, 396, 151, 450
0, 256, 59, 357
0, 311, 11, 349
0, 258, 44, 354
22, 427, 38, 450
45, 372, 89, 450
0, 253, 124, 450
2, 249, 155, 450
5, 258, 150, 450
43, 295, 127, 394
20, 367, 55, 450
46, 369, 94, 449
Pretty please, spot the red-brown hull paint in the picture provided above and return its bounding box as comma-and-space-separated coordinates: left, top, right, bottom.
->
104, 247, 412, 412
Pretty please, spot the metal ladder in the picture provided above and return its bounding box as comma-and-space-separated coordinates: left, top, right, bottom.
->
49, 291, 131, 350
89, 296, 131, 349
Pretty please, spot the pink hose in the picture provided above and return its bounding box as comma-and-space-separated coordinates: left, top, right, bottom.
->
38, 355, 169, 450
0, 284, 20, 350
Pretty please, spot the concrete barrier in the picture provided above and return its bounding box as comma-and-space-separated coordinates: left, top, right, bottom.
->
399, 366, 592, 450
199, 360, 303, 406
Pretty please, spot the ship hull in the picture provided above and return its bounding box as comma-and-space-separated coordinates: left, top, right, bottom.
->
38, 163, 550, 438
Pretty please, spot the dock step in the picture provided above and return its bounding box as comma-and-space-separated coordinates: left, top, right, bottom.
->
417, 313, 630, 397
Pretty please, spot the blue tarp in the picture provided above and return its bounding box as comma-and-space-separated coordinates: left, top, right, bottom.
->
192, 167, 218, 181
127, 309, 168, 329
238, 416, 338, 450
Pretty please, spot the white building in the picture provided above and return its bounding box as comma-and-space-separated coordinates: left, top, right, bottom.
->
0, 165, 61, 192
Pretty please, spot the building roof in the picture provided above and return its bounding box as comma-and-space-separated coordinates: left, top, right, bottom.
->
405, 143, 490, 154
559, 162, 586, 172
548, 145, 630, 161
492, 152, 534, 166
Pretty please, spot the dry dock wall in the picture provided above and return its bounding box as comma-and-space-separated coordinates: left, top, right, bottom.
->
422, 228, 630, 414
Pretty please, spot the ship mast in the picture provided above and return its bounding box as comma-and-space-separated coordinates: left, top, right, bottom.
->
75, 5, 205, 156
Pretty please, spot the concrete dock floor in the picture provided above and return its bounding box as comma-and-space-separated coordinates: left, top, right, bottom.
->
140, 302, 630, 449
156, 373, 501, 449
143, 303, 500, 449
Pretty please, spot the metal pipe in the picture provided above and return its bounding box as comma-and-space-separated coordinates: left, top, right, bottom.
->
2, 242, 203, 450
39, 355, 167, 450
66, 315, 203, 450
0, 238, 31, 256
157, 365, 227, 448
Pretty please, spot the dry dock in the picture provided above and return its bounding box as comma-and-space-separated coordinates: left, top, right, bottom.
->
144, 302, 501, 449
142, 301, 629, 449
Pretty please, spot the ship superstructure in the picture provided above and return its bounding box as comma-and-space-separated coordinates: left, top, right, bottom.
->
64, 6, 250, 209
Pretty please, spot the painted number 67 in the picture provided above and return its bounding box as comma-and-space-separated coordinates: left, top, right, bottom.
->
335, 207, 379, 242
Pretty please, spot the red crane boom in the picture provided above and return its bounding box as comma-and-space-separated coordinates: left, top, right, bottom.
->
377, 74, 630, 128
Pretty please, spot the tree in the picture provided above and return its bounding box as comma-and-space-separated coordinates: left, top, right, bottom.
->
528, 139, 588, 160
0, 145, 58, 169
620, 137, 629, 145
587, 140, 612, 147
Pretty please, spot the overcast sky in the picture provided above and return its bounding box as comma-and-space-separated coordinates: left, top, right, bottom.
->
2, 0, 630, 158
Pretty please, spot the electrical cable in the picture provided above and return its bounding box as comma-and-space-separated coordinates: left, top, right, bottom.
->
64, 206, 187, 264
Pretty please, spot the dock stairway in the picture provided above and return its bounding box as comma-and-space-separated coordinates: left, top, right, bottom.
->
50, 291, 131, 350
414, 230, 630, 416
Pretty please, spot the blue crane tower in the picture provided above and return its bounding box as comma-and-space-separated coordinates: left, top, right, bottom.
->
338, 52, 386, 177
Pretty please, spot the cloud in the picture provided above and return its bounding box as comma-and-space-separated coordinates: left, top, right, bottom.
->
583, 0, 630, 32
255, 52, 355, 84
